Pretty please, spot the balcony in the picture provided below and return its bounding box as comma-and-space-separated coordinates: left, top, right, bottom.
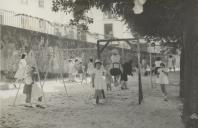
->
0, 9, 80, 40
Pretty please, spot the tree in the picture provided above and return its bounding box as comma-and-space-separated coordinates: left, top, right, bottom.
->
52, 0, 198, 127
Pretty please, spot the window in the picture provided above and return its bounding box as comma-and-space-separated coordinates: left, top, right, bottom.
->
103, 11, 117, 19
39, 20, 46, 32
38, 0, 44, 8
21, 0, 28, 5
104, 24, 113, 39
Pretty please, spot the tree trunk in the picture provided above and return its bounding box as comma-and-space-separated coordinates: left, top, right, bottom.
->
182, 0, 198, 127
180, 33, 185, 98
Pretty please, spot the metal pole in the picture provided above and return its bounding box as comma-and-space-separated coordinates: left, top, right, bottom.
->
57, 42, 68, 96
13, 83, 22, 106
97, 41, 100, 59
149, 43, 153, 88
137, 37, 143, 105
0, 24, 1, 80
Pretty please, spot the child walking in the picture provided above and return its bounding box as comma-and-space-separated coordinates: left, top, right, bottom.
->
158, 63, 169, 101
92, 59, 106, 104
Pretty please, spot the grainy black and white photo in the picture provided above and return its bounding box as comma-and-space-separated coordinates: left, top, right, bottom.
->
0, 0, 197, 128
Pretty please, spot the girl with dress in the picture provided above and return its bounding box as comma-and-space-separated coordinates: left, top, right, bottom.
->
87, 58, 94, 77
14, 53, 27, 87
158, 63, 169, 101
110, 49, 122, 87
92, 59, 106, 104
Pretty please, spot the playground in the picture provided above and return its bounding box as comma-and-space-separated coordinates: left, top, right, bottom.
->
0, 72, 183, 128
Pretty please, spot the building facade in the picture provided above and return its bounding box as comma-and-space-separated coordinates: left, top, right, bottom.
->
0, 0, 133, 43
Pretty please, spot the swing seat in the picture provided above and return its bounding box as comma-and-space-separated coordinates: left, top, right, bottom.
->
110, 62, 122, 76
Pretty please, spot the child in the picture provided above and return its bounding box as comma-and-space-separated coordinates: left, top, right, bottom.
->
92, 59, 106, 104
87, 58, 94, 77
14, 53, 27, 87
105, 65, 113, 91
31, 67, 44, 108
110, 49, 122, 87
23, 65, 34, 107
23, 66, 44, 107
158, 63, 169, 101
144, 64, 151, 76
121, 60, 133, 90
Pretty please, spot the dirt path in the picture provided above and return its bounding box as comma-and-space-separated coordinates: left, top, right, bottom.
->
0, 73, 184, 128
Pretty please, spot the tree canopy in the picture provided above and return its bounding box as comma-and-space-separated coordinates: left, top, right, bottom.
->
52, 0, 186, 39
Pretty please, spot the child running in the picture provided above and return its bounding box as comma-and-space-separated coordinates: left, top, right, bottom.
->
92, 59, 106, 104
158, 63, 169, 101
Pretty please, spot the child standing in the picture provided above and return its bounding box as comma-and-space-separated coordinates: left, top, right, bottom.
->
158, 63, 169, 101
92, 59, 106, 104
23, 65, 34, 107
105, 65, 113, 91
23, 66, 44, 107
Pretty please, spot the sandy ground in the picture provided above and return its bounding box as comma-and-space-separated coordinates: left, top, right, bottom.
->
0, 72, 184, 128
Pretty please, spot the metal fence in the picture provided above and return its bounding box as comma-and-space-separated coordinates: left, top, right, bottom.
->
0, 9, 79, 39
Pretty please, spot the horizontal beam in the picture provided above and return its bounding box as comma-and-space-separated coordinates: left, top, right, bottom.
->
98, 38, 137, 42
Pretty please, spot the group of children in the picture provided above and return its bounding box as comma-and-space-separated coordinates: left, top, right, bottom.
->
14, 50, 170, 106
14, 53, 44, 108
67, 58, 86, 82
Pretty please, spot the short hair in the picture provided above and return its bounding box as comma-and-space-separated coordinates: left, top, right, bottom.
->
160, 63, 165, 67
89, 58, 93, 62
21, 54, 26, 59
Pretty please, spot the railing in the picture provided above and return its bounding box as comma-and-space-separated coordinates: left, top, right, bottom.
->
0, 9, 79, 39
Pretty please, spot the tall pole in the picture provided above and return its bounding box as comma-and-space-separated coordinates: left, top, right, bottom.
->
0, 24, 1, 80
97, 41, 100, 59
137, 37, 143, 105
149, 43, 153, 88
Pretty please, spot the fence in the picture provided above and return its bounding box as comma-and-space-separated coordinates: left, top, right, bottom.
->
0, 9, 80, 39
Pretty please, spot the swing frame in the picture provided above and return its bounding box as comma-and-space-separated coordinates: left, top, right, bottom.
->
96, 38, 144, 104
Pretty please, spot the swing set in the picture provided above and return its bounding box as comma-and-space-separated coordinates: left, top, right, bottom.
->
97, 38, 144, 104
13, 39, 69, 106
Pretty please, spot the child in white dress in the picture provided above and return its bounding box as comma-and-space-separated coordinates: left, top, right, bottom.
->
14, 54, 27, 85
158, 63, 169, 101
92, 59, 106, 104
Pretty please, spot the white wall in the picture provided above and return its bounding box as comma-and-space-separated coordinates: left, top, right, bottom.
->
86, 8, 134, 43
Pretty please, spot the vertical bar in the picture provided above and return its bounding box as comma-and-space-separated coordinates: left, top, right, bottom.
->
97, 40, 100, 59
149, 43, 153, 88
32, 51, 47, 105
137, 37, 143, 105
0, 24, 1, 80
